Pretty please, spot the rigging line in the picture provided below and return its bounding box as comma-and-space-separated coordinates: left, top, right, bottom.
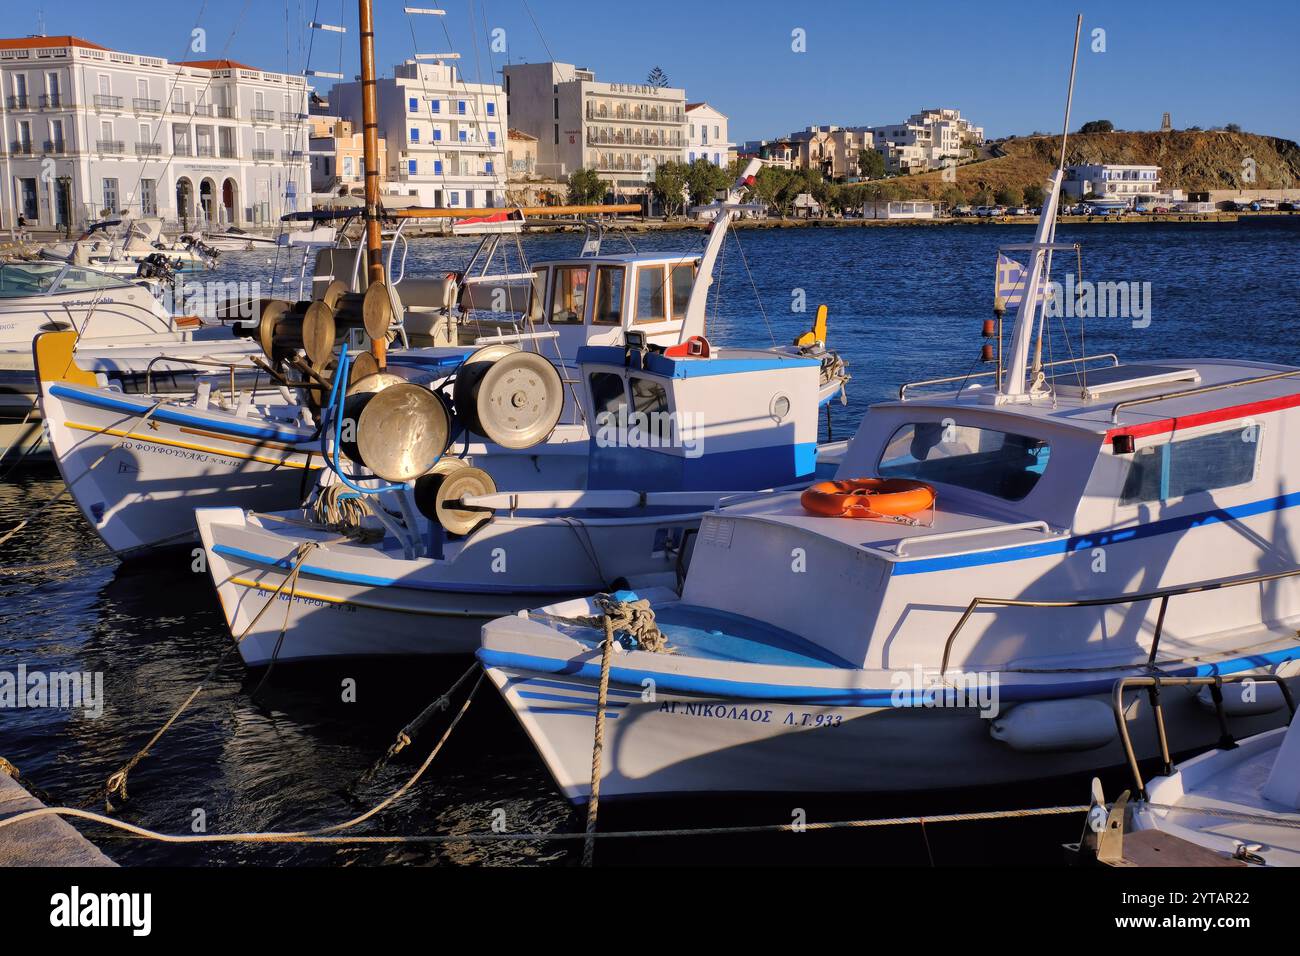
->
730, 228, 776, 347
124, 0, 253, 215
518, 0, 556, 63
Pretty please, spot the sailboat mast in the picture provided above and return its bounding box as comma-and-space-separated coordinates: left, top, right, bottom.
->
357, 0, 386, 367
1029, 14, 1082, 378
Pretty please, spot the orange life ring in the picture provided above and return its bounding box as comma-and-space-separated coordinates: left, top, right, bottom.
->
800, 478, 935, 519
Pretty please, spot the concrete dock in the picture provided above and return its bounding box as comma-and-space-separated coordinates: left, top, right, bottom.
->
0, 762, 115, 867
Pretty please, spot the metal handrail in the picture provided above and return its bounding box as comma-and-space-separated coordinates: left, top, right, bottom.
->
899, 353, 1119, 400
1113, 673, 1296, 800
938, 563, 1300, 676
143, 355, 262, 396
895, 520, 1052, 557
1109, 369, 1300, 424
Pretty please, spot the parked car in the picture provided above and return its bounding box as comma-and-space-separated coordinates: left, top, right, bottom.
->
1007, 206, 1030, 216
952, 204, 973, 217
1152, 206, 1171, 214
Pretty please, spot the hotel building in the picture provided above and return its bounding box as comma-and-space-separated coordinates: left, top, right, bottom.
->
0, 34, 311, 230
503, 61, 687, 197
1063, 163, 1162, 200
331, 59, 506, 209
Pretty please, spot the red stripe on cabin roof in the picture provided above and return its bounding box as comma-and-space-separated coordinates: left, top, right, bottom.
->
1105, 391, 1300, 442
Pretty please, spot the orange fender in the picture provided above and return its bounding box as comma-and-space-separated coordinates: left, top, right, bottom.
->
800, 478, 935, 519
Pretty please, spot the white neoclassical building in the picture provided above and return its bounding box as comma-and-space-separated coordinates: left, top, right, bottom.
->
0, 34, 312, 232
331, 59, 507, 209
684, 103, 733, 167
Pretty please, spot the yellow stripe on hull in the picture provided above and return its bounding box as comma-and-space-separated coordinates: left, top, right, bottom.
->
65, 421, 312, 469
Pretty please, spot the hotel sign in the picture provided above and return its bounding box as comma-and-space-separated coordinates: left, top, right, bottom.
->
606, 83, 661, 96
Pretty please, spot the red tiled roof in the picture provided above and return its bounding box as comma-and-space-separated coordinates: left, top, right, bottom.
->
0, 35, 109, 52
176, 58, 260, 72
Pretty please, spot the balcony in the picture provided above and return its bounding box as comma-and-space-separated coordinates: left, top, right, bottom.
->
216, 105, 237, 120
43, 140, 68, 155
192, 104, 214, 117
282, 149, 304, 162
195, 144, 215, 158
219, 147, 237, 159
39, 94, 66, 109
133, 98, 161, 113
135, 143, 162, 157
586, 104, 684, 125
6, 95, 30, 110
281, 111, 303, 124
171, 102, 191, 115
251, 109, 275, 123
253, 148, 275, 161
93, 94, 124, 111
96, 140, 126, 154
8, 141, 35, 156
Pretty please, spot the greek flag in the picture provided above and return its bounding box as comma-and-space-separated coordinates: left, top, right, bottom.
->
996, 253, 1033, 308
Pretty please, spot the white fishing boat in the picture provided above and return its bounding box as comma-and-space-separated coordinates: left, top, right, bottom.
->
32, 201, 651, 550
189, 227, 283, 252
193, 158, 850, 666
479, 21, 1300, 803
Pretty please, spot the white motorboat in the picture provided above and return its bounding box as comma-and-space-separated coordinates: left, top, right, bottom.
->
41, 217, 217, 274
1073, 673, 1300, 866
189, 227, 283, 252
479, 22, 1300, 803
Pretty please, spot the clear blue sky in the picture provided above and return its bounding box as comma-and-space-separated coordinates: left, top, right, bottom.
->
4, 0, 1298, 142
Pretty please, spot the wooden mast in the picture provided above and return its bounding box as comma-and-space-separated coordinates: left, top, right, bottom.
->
357, 0, 386, 368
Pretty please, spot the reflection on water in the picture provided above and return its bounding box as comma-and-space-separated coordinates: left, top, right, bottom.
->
0, 222, 1295, 865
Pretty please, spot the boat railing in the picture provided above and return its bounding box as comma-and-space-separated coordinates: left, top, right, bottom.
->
938, 563, 1300, 676
1109, 368, 1300, 424
143, 355, 265, 397
1111, 673, 1296, 800
895, 520, 1053, 557
899, 353, 1119, 400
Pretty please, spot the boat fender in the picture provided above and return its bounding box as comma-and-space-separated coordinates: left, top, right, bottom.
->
1196, 680, 1286, 717
989, 698, 1117, 753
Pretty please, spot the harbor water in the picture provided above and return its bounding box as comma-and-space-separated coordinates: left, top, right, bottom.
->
2, 220, 1297, 865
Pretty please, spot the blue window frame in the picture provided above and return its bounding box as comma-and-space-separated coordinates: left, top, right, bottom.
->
457, 100, 466, 115
449, 191, 460, 205
430, 99, 440, 114
433, 128, 442, 141
485, 160, 494, 174
486, 102, 495, 116
408, 97, 418, 112
434, 160, 443, 175
410, 127, 419, 143
488, 131, 496, 145
458, 129, 467, 142
408, 159, 417, 175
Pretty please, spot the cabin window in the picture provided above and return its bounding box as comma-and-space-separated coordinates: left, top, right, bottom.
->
589, 372, 628, 419
549, 265, 589, 323
634, 265, 666, 324
1119, 426, 1259, 505
670, 263, 696, 320
527, 267, 548, 324
630, 377, 670, 416
878, 422, 1051, 501
592, 266, 625, 325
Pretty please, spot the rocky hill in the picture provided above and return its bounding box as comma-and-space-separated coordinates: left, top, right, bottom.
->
873, 131, 1300, 202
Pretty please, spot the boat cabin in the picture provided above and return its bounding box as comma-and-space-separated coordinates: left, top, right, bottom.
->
682, 357, 1300, 672
576, 340, 821, 492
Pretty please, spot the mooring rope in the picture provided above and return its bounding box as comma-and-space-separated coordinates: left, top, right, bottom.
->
92, 540, 319, 810
1, 673, 484, 844
0, 796, 1089, 848
582, 618, 615, 867
358, 662, 480, 785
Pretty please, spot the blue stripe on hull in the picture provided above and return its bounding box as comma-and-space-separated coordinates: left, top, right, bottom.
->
894, 490, 1300, 575
478, 643, 1300, 707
